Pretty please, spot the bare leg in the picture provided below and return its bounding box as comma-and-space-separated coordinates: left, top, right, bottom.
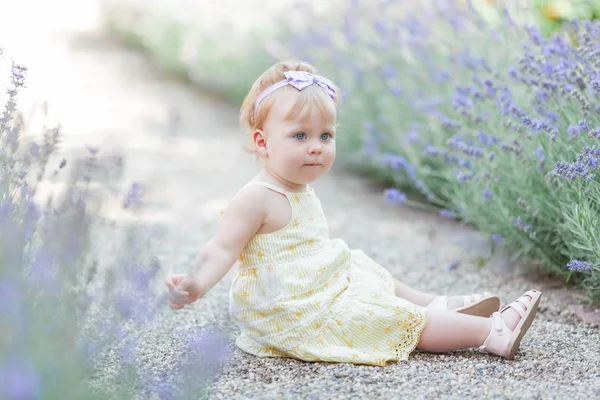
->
394, 279, 436, 307
417, 309, 491, 352
417, 294, 532, 353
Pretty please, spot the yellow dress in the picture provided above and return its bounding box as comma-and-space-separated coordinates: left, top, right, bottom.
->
227, 181, 427, 366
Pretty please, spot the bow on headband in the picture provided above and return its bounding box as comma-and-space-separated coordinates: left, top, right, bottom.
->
254, 70, 336, 115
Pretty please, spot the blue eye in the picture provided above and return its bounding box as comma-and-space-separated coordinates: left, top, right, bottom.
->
295, 133, 306, 140
321, 133, 332, 141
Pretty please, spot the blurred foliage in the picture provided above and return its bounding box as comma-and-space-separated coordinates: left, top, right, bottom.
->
0, 49, 229, 399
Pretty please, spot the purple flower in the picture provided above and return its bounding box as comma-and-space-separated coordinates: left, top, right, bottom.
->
423, 146, 445, 157
407, 129, 420, 143
553, 160, 591, 181
381, 64, 395, 78
554, 146, 600, 181
440, 115, 461, 130
568, 124, 580, 138
578, 119, 590, 133
482, 189, 493, 200
456, 170, 474, 182
447, 136, 485, 157
492, 234, 503, 244
85, 145, 99, 155
566, 260, 594, 272
123, 182, 143, 209
513, 217, 533, 232
535, 146, 546, 172
389, 85, 403, 97
446, 260, 461, 271
591, 71, 600, 95
439, 209, 456, 219
382, 154, 417, 180
382, 154, 408, 170
363, 134, 378, 158
383, 188, 407, 204
476, 131, 501, 146
0, 358, 41, 400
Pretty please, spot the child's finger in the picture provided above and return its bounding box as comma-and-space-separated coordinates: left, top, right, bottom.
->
168, 285, 191, 303
171, 273, 188, 285
169, 302, 184, 310
164, 274, 187, 288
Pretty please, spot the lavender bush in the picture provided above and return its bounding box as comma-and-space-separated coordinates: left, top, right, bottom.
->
0, 49, 229, 399
278, 0, 600, 300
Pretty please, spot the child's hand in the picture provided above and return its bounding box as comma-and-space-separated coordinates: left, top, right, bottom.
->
164, 273, 204, 310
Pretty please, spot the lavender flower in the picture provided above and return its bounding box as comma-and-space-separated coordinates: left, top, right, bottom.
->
513, 217, 532, 232
492, 234, 503, 244
554, 146, 600, 181
578, 119, 590, 133
382, 153, 408, 170
447, 136, 484, 157
423, 146, 446, 157
446, 260, 461, 271
456, 170, 474, 182
123, 182, 143, 209
567, 124, 580, 138
476, 131, 501, 146
553, 160, 591, 181
407, 129, 420, 143
591, 71, 600, 95
566, 260, 594, 272
383, 188, 407, 204
0, 358, 41, 400
482, 189, 493, 200
439, 209, 456, 219
535, 146, 546, 172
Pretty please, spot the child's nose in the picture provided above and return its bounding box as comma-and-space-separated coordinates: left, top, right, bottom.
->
308, 142, 323, 154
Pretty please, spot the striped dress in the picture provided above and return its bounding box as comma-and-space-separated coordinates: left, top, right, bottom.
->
227, 181, 427, 366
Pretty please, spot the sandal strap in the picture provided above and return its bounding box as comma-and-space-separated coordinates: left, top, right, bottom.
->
491, 312, 504, 333
502, 295, 532, 317
478, 312, 505, 352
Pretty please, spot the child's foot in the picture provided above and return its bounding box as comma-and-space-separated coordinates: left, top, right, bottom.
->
500, 293, 533, 330
427, 292, 500, 317
478, 289, 542, 360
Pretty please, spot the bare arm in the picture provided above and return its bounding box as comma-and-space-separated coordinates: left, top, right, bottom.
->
187, 186, 267, 296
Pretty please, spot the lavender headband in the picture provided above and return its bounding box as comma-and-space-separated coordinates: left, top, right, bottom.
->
254, 70, 336, 116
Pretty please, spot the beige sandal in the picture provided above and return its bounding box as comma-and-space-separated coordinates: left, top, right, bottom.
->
427, 292, 500, 317
478, 289, 542, 360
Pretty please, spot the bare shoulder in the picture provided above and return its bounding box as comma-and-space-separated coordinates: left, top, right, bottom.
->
226, 184, 271, 215
225, 183, 290, 235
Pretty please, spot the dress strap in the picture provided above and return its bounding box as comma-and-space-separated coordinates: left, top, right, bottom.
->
243, 181, 288, 195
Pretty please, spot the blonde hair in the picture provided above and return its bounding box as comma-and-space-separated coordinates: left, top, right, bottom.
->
239, 60, 340, 156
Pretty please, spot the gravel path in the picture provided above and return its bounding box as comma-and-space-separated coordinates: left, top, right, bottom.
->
3, 1, 599, 399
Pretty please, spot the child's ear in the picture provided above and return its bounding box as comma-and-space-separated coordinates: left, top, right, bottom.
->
253, 129, 268, 158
